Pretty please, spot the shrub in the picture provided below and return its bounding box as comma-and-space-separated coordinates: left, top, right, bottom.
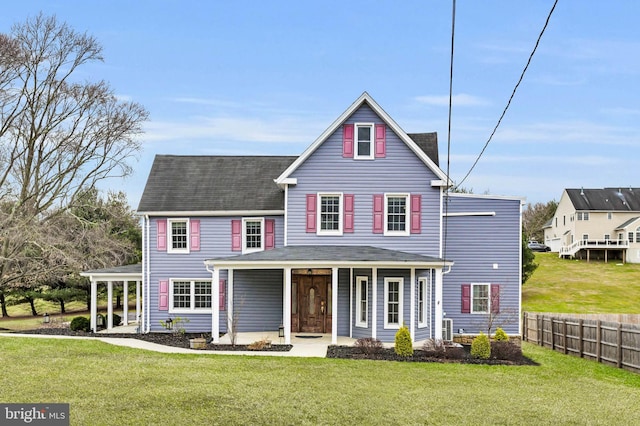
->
471, 332, 491, 359
491, 341, 522, 360
70, 316, 91, 332
354, 337, 384, 355
394, 323, 413, 357
494, 327, 509, 342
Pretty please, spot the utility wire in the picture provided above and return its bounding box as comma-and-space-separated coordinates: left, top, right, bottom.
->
443, 0, 456, 265
455, 0, 558, 189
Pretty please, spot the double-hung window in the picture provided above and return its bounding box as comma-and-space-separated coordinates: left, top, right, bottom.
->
384, 277, 404, 329
243, 218, 264, 253
170, 280, 212, 312
385, 194, 409, 235
168, 219, 189, 253
355, 276, 368, 328
471, 283, 490, 314
318, 193, 342, 235
355, 123, 374, 159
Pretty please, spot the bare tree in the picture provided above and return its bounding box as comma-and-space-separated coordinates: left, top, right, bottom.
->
0, 14, 147, 315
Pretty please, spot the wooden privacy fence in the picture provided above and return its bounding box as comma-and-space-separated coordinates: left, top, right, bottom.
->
523, 312, 640, 374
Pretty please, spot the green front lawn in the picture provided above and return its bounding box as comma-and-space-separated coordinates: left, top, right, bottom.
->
1, 337, 639, 425
523, 253, 640, 313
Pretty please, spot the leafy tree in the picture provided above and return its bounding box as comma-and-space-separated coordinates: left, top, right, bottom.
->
523, 200, 558, 243
0, 14, 147, 315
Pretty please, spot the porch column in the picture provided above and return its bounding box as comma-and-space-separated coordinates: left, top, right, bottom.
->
123, 281, 129, 326
410, 268, 416, 342
212, 267, 220, 343
284, 267, 292, 345
349, 268, 353, 338
435, 269, 443, 340
90, 279, 98, 332
107, 280, 114, 330
227, 269, 234, 338
331, 267, 338, 344
136, 280, 141, 323
372, 267, 378, 339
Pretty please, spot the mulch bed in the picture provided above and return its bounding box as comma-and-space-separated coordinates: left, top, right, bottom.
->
327, 345, 538, 365
12, 327, 292, 352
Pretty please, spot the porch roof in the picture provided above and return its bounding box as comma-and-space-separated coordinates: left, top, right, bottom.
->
80, 263, 142, 281
205, 245, 451, 269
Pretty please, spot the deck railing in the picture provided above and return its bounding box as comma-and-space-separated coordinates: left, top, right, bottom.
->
559, 239, 629, 256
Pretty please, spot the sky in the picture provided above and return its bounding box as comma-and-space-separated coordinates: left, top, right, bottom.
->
1, 1, 639, 208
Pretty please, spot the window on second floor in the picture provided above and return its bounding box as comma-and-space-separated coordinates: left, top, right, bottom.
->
636, 226, 640, 242
243, 218, 264, 253
582, 234, 589, 241
318, 194, 342, 235
385, 194, 409, 236
608, 212, 613, 220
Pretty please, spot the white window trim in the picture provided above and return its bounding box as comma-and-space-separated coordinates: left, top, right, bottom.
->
384, 193, 410, 236
167, 218, 190, 254
384, 277, 404, 329
242, 217, 265, 254
470, 283, 490, 314
418, 276, 432, 328
317, 193, 343, 236
354, 122, 375, 160
355, 276, 368, 328
169, 279, 213, 313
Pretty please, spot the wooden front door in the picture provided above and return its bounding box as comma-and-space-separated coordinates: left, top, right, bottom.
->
297, 275, 331, 333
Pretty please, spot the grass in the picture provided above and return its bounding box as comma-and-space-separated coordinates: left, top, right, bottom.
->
0, 337, 639, 425
522, 253, 640, 313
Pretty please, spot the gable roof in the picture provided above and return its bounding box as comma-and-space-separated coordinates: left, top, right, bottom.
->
275, 92, 450, 185
615, 216, 640, 230
137, 155, 296, 214
565, 188, 640, 212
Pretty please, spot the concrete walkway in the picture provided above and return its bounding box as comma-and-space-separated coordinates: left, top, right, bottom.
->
0, 331, 358, 358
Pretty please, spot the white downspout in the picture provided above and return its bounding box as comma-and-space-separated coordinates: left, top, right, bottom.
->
145, 215, 151, 333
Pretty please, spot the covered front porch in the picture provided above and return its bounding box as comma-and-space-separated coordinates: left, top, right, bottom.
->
81, 264, 143, 333
205, 245, 452, 345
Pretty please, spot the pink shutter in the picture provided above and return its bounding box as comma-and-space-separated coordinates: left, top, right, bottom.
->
159, 280, 169, 311
410, 194, 421, 234
343, 124, 354, 158
157, 219, 167, 251
374, 124, 386, 158
461, 284, 471, 313
231, 220, 242, 251
373, 194, 384, 234
306, 194, 317, 232
491, 284, 500, 313
190, 219, 201, 251
265, 219, 275, 249
343, 194, 354, 233
219, 279, 226, 310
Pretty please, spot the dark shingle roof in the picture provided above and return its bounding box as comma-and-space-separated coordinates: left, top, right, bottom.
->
137, 156, 296, 213
207, 245, 445, 264
407, 133, 439, 166
566, 188, 640, 211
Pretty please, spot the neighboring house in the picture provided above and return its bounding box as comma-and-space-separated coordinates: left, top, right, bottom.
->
84, 92, 523, 344
544, 188, 640, 263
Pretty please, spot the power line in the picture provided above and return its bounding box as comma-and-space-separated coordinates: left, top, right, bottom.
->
443, 0, 456, 265
455, 0, 558, 189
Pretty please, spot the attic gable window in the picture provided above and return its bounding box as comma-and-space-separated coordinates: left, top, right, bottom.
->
355, 123, 374, 159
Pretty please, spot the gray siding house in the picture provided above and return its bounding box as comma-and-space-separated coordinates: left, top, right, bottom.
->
88, 92, 523, 344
